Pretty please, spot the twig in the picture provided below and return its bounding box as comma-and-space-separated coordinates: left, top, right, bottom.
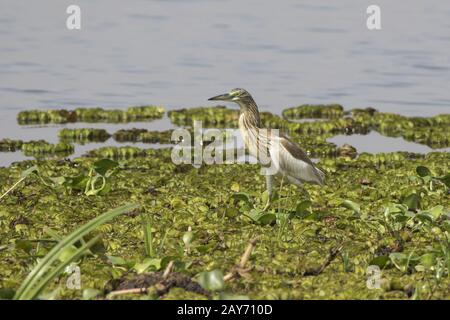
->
107, 287, 148, 298
108, 262, 174, 299
303, 243, 343, 276
224, 238, 258, 281
162, 261, 174, 279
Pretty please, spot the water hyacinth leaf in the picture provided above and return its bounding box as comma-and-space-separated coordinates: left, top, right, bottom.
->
389, 252, 408, 272
82, 288, 102, 300
225, 207, 239, 218
258, 213, 277, 225
415, 212, 433, 224
369, 256, 390, 269
403, 193, 420, 211
427, 205, 444, 221
341, 200, 360, 215
15, 240, 33, 254
419, 253, 436, 269
93, 159, 119, 177
245, 209, 276, 225
58, 246, 79, 262
295, 200, 312, 217
64, 174, 89, 191
134, 258, 162, 274
232, 192, 251, 205
416, 166, 432, 177
197, 269, 225, 291
0, 288, 15, 300
107, 255, 127, 266
14, 203, 139, 300
21, 165, 39, 178
438, 173, 450, 188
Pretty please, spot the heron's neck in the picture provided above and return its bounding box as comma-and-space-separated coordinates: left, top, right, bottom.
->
239, 99, 261, 128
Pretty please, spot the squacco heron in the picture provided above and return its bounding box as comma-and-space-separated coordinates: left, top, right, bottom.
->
209, 88, 325, 210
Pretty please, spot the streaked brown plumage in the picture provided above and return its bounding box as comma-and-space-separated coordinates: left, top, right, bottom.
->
209, 88, 325, 208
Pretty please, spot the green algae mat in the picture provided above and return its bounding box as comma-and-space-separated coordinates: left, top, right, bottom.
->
0, 105, 449, 300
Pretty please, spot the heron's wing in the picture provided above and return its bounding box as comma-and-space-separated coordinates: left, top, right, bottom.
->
271, 134, 325, 185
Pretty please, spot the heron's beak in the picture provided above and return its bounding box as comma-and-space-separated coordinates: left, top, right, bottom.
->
208, 93, 233, 101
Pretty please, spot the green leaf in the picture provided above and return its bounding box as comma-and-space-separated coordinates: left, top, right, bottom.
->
438, 173, 450, 188
258, 213, 276, 225
295, 200, 312, 218
419, 253, 436, 269
403, 193, 420, 211
415, 213, 433, 224
197, 269, 224, 291
93, 159, 119, 176
21, 166, 38, 178
0, 288, 15, 300
245, 209, 276, 225
416, 166, 431, 177
225, 207, 239, 218
427, 205, 443, 221
369, 255, 390, 268
389, 252, 407, 271
231, 192, 251, 205
82, 288, 102, 300
107, 255, 127, 266
134, 258, 162, 274
341, 200, 360, 215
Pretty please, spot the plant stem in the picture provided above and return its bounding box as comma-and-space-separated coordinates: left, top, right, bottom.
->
0, 176, 26, 202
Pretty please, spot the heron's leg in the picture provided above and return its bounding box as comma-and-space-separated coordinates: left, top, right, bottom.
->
263, 174, 274, 211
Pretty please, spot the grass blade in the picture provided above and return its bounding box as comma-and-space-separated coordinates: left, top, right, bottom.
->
14, 203, 139, 300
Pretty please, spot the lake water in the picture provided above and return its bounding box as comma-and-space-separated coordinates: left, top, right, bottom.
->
1, 0, 449, 166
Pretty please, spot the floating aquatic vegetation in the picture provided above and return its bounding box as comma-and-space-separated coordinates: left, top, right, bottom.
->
17, 109, 76, 124
2, 103, 450, 300
0, 149, 448, 299
0, 139, 23, 152
75, 106, 164, 123
58, 128, 111, 143
113, 129, 173, 144
168, 106, 239, 127
289, 134, 338, 158
282, 104, 344, 119
289, 117, 370, 135
337, 143, 358, 159
86, 146, 148, 159
21, 140, 74, 157
17, 106, 164, 124
401, 127, 450, 149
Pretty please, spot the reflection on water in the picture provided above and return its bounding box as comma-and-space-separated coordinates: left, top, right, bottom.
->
0, 0, 449, 166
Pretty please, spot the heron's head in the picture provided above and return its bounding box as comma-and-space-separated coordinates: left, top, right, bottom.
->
208, 88, 255, 111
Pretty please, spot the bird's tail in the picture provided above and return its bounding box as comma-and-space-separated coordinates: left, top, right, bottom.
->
314, 167, 326, 185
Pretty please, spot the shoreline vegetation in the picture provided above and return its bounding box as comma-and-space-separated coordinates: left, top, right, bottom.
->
0, 104, 449, 300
